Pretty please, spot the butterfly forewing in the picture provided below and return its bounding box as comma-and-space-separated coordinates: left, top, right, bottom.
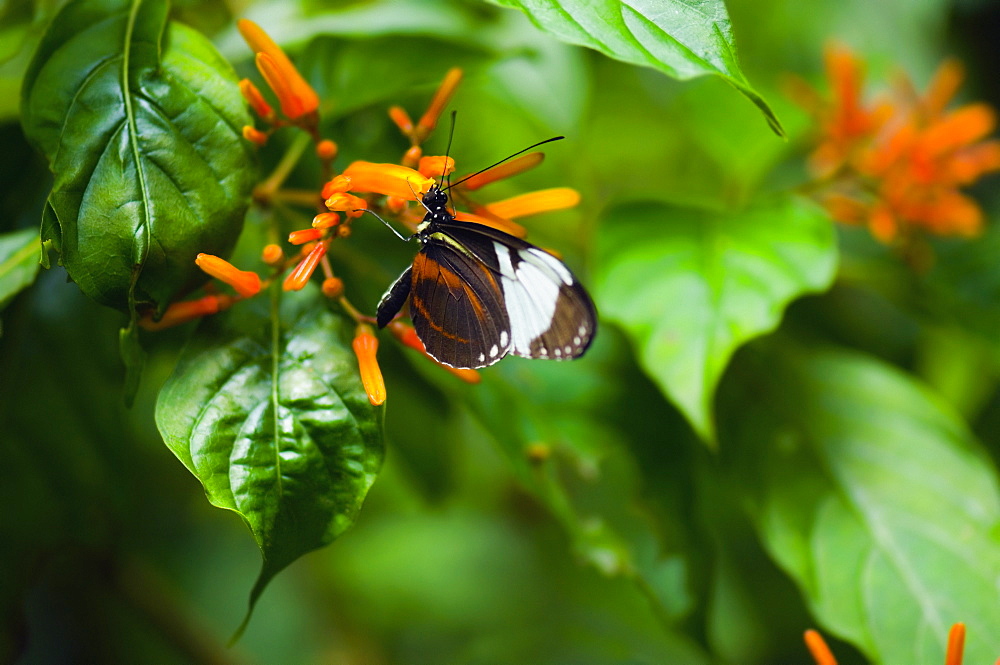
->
408, 239, 511, 368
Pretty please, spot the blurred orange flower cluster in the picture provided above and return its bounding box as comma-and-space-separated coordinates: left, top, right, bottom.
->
140, 20, 580, 406
794, 44, 1000, 243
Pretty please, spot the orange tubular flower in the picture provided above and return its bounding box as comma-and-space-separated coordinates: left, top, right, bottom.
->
312, 212, 341, 229
945, 623, 965, 665
803, 630, 837, 665
483, 187, 581, 219
242, 125, 268, 146
416, 67, 462, 139
239, 79, 273, 120
342, 161, 434, 200
289, 228, 323, 245
353, 325, 386, 406
238, 19, 319, 121
139, 294, 237, 331
283, 241, 327, 291
324, 192, 368, 213
321, 175, 352, 199
195, 253, 261, 297
457, 152, 544, 191
389, 106, 414, 135
418, 155, 455, 179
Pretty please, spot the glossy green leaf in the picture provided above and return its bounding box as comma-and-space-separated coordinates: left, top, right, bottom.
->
0, 227, 40, 310
491, 0, 784, 135
595, 196, 837, 443
21, 0, 254, 314
155, 288, 384, 624
721, 344, 1000, 664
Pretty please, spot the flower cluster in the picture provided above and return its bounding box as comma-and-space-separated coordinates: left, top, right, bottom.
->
793, 44, 1000, 244
140, 20, 580, 406
803, 623, 990, 665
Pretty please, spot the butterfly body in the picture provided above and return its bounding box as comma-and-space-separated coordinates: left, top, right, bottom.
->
376, 184, 597, 369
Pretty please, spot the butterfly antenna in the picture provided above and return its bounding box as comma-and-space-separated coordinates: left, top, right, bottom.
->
356, 209, 412, 242
443, 111, 457, 215
444, 136, 565, 191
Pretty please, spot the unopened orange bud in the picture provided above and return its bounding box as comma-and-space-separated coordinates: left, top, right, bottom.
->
325, 192, 368, 212
417, 68, 462, 137
238, 19, 319, 120
483, 188, 580, 219
242, 125, 268, 146
457, 152, 544, 191
418, 155, 455, 179
239, 79, 274, 119
261, 243, 284, 265
386, 196, 409, 215
803, 630, 837, 665
289, 228, 323, 245
337, 223, 354, 235
402, 145, 422, 169
342, 161, 433, 200
389, 106, 414, 135
321, 277, 343, 298
283, 241, 327, 291
321, 175, 352, 199
353, 325, 386, 406
196, 253, 262, 298
139, 294, 237, 331
945, 623, 965, 665
316, 139, 337, 161
312, 212, 341, 229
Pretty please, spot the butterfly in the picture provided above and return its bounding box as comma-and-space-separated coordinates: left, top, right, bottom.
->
375, 139, 597, 369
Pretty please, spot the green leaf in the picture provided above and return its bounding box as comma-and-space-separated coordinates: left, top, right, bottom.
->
595, 196, 837, 443
490, 0, 784, 135
21, 0, 255, 313
155, 287, 384, 626
0, 227, 40, 311
721, 344, 1000, 664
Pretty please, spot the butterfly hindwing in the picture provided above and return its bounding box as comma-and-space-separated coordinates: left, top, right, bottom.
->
437, 221, 597, 360
408, 238, 512, 369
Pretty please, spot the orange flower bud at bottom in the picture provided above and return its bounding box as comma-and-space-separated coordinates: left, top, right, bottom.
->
803, 630, 837, 665
242, 125, 268, 146
353, 325, 386, 406
945, 623, 965, 665
321, 277, 343, 298
316, 139, 338, 161
261, 243, 284, 266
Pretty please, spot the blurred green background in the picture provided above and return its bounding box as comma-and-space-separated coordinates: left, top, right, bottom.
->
3, 0, 1000, 663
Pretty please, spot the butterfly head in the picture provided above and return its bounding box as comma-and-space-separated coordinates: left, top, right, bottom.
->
422, 185, 449, 213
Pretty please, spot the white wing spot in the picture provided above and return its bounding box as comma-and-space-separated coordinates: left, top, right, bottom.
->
489, 344, 499, 357
478, 353, 485, 362
554, 348, 562, 357
573, 336, 581, 345
564, 346, 572, 354
500, 330, 509, 348
578, 325, 587, 336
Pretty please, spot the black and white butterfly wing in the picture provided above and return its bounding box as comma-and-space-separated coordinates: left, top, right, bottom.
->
407, 238, 512, 369
439, 221, 597, 361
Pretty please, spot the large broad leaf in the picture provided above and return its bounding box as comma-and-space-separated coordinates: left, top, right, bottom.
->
594, 197, 837, 443
155, 288, 384, 627
21, 0, 255, 314
0, 228, 40, 311
720, 344, 1000, 664
490, 0, 784, 135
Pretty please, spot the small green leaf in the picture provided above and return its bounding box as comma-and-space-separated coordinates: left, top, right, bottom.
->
491, 0, 784, 135
21, 0, 255, 313
721, 344, 1000, 664
0, 227, 41, 311
595, 196, 837, 443
155, 287, 384, 626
